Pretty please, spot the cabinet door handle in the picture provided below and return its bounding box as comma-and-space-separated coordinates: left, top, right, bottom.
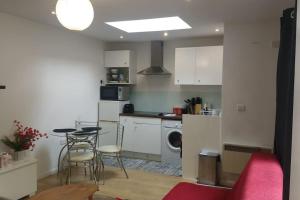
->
133, 122, 160, 126
198, 80, 201, 83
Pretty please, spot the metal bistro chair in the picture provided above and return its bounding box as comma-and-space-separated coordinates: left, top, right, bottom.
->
61, 129, 99, 184
74, 121, 102, 177
56, 121, 101, 176
54, 128, 76, 176
96, 123, 128, 184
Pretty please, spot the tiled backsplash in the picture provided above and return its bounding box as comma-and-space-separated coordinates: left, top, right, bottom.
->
129, 91, 221, 113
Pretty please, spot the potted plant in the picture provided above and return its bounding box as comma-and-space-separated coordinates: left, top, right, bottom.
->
1, 120, 48, 160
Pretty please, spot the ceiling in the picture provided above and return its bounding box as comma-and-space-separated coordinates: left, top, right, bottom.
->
0, 0, 295, 41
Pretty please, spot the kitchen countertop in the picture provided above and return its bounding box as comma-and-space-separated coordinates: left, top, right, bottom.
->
120, 111, 182, 121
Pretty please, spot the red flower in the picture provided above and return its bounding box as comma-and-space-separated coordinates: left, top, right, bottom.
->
4, 121, 49, 151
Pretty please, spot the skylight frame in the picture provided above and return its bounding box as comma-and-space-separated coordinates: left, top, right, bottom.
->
105, 16, 192, 33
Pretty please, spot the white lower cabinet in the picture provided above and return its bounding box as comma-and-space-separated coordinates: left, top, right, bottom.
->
120, 116, 162, 155
120, 117, 135, 152
133, 118, 162, 155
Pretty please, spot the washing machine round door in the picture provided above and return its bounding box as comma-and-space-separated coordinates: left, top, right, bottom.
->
166, 130, 182, 151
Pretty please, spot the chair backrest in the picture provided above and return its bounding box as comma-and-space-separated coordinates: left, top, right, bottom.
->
74, 120, 101, 147
75, 121, 100, 132
226, 153, 283, 200
116, 123, 125, 149
66, 131, 98, 154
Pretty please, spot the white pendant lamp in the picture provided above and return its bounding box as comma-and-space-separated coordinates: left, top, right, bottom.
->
56, 0, 94, 31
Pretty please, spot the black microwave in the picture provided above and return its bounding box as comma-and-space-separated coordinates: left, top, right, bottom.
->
100, 86, 130, 101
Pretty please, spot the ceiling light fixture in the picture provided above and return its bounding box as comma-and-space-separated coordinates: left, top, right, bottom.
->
120, 35, 124, 39
164, 32, 168, 37
55, 0, 94, 31
215, 28, 220, 32
106, 16, 191, 33
51, 11, 56, 15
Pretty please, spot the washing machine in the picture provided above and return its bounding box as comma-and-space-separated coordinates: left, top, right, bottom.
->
161, 120, 182, 165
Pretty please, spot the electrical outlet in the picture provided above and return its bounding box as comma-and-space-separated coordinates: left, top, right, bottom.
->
236, 104, 246, 112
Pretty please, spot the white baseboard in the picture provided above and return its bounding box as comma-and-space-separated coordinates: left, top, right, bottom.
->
38, 168, 58, 180
182, 177, 197, 183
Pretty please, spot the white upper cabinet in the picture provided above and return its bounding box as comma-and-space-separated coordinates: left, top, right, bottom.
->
104, 50, 136, 85
175, 47, 196, 85
104, 50, 131, 68
195, 46, 223, 85
175, 46, 223, 85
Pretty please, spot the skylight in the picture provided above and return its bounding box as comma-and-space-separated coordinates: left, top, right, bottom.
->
105, 16, 192, 33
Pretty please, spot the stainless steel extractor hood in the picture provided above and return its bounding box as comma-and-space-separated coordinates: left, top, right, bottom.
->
137, 41, 171, 75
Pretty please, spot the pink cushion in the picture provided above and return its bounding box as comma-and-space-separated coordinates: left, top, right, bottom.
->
162, 182, 229, 200
226, 153, 283, 200
162, 153, 283, 200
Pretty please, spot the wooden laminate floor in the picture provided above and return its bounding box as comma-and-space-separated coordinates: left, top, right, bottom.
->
38, 166, 185, 200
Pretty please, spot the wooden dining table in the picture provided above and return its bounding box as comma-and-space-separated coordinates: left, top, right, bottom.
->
29, 184, 98, 200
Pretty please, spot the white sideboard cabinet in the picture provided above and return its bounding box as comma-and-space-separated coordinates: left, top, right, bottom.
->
0, 158, 37, 199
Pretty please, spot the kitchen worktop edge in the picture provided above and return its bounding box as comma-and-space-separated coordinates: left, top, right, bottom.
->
120, 111, 182, 121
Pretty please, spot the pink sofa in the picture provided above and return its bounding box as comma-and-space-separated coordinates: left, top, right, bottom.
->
163, 153, 283, 200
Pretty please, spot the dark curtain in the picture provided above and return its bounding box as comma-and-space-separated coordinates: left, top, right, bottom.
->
274, 7, 296, 200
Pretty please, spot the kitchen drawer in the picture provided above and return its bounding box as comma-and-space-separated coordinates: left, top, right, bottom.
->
132, 117, 161, 125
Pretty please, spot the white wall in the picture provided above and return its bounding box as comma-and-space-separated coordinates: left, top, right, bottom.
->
105, 37, 223, 112
182, 115, 221, 180
290, 3, 300, 199
0, 12, 105, 178
222, 21, 280, 148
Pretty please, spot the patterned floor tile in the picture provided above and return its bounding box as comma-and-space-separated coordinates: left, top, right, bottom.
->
102, 157, 182, 177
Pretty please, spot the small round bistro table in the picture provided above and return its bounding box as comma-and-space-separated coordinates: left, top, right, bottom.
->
29, 184, 98, 200
53, 127, 102, 176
